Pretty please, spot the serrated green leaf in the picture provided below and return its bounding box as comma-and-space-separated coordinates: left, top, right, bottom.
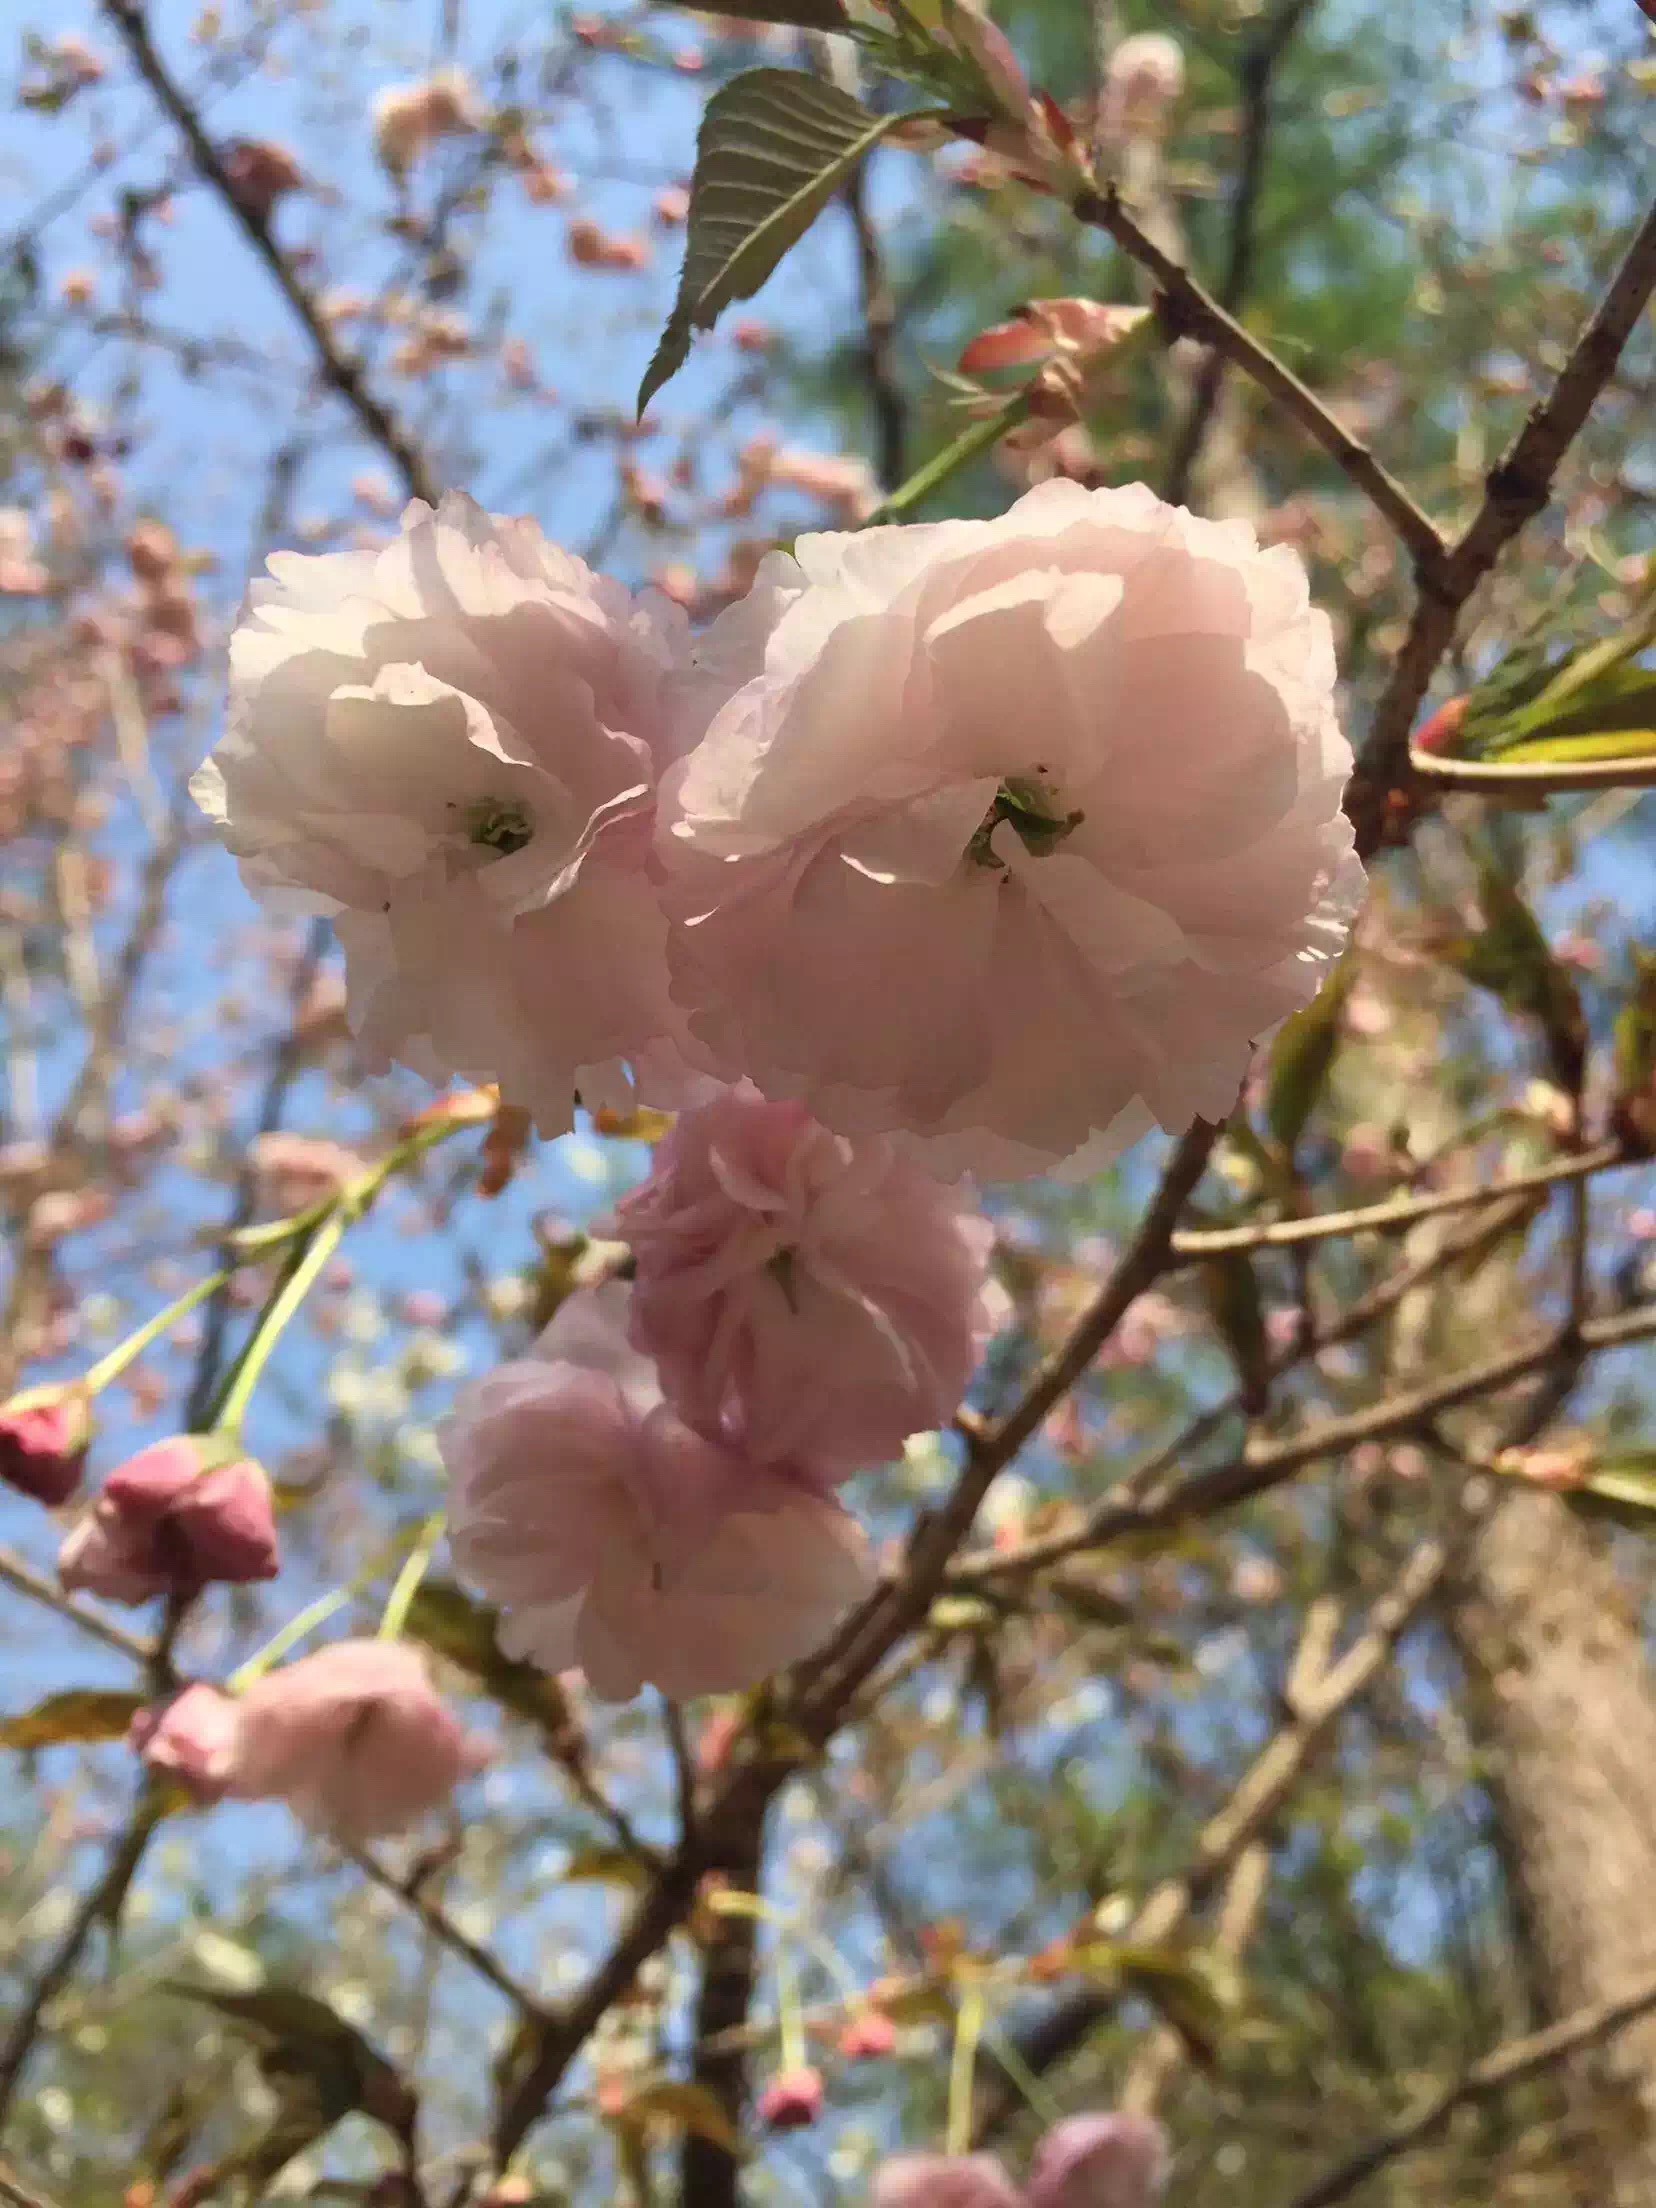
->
0, 1687, 144, 1749
640, 70, 923, 414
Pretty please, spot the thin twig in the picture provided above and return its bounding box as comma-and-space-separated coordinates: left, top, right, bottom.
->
1170, 1142, 1625, 1256
1072, 183, 1446, 575
100, 0, 439, 504
0, 1546, 158, 1669
843, 166, 908, 492
1348, 191, 1656, 848
1161, 0, 1318, 503
1281, 1971, 1656, 2208
344, 1844, 547, 2019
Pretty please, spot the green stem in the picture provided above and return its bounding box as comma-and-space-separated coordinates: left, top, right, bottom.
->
776, 1945, 807, 2074
945, 1978, 986, 2156
81, 1267, 232, 1396
863, 389, 1034, 528
210, 1210, 346, 1439
227, 1582, 357, 1692
378, 1512, 445, 1641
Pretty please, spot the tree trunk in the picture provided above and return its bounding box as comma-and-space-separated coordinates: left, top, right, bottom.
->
1453, 1487, 1656, 2205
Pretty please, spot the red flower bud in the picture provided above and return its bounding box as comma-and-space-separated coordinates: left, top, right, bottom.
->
758, 2066, 824, 2130
0, 1391, 90, 1504
837, 2006, 898, 2060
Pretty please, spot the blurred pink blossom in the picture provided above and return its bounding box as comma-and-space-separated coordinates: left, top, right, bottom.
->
228, 1638, 489, 1840
130, 1684, 240, 1803
871, 2154, 1022, 2208
1027, 2113, 1169, 2208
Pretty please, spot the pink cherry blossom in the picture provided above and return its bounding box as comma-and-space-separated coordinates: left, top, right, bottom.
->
870, 2154, 1023, 2208
228, 1638, 488, 1842
192, 494, 696, 1134
605, 1082, 996, 1471
1026, 2113, 1169, 2208
130, 1684, 240, 1804
661, 479, 1361, 1178
58, 1439, 278, 1603
440, 1284, 873, 1700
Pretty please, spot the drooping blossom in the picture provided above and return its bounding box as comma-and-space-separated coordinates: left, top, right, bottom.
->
0, 1390, 90, 1505
605, 1082, 996, 1471
870, 2154, 1023, 2208
661, 479, 1361, 1178
440, 1284, 873, 1701
1025, 2113, 1169, 2208
192, 495, 695, 1133
756, 2066, 825, 2129
228, 1639, 488, 1842
58, 1439, 278, 1603
130, 1684, 241, 1804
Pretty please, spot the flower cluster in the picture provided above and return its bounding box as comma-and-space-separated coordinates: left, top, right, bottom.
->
195, 481, 1358, 1698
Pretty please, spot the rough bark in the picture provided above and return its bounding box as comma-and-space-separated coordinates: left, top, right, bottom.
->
1453, 1488, 1656, 2205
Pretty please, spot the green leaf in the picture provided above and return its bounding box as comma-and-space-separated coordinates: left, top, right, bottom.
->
1450, 863, 1586, 1093
1264, 958, 1353, 1153
164, 1983, 415, 2139
0, 1687, 144, 1749
1200, 1253, 1271, 1415
615, 2079, 749, 2156
640, 70, 922, 414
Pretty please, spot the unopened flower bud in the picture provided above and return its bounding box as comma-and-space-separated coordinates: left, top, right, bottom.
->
130, 1684, 240, 1803
0, 1389, 91, 1505
59, 1436, 279, 1604
758, 2066, 824, 2130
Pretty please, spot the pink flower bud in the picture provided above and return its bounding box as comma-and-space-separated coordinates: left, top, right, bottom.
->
871, 2154, 1022, 2208
1027, 2113, 1169, 2208
837, 2006, 897, 2060
0, 1391, 90, 1505
130, 1684, 240, 1803
757, 2066, 824, 2130
58, 1437, 279, 1604
228, 1639, 490, 1842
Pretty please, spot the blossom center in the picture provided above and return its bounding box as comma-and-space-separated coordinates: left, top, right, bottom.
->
967, 774, 1084, 868
461, 795, 535, 856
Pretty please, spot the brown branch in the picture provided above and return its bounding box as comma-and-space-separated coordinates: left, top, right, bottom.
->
1169, 1141, 1626, 1257
1281, 1971, 1656, 2208
678, 1815, 764, 2208
1072, 184, 1446, 575
961, 1302, 1656, 1586
1347, 191, 1656, 850
0, 1545, 157, 1669
343, 1844, 548, 2020
0, 1785, 167, 2133
100, 0, 440, 505
0, 2164, 66, 2208
1161, 0, 1319, 503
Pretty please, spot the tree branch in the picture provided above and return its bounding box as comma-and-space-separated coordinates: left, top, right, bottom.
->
1281, 1971, 1656, 2208
1161, 0, 1318, 503
1072, 183, 1446, 575
100, 0, 440, 505
1347, 190, 1656, 848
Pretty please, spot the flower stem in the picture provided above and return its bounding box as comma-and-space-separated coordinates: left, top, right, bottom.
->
81, 1266, 233, 1395
377, 1512, 445, 1641
209, 1209, 347, 1439
864, 390, 1033, 528
945, 1977, 986, 2156
776, 1944, 807, 2075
